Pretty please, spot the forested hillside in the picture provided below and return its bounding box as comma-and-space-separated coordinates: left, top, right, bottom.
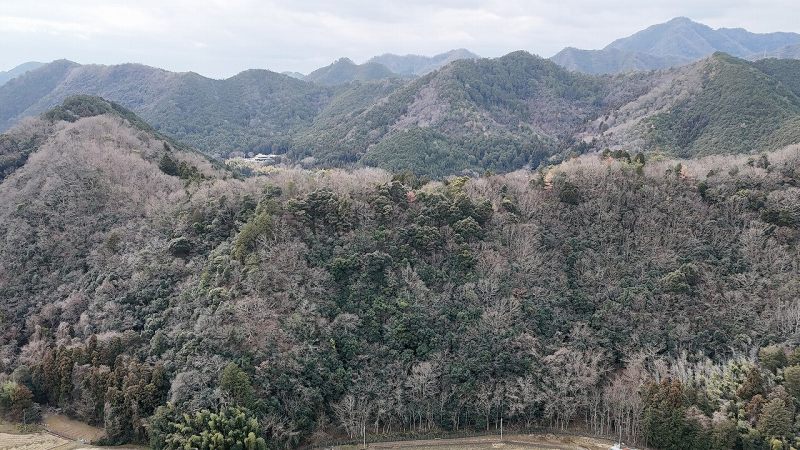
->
0, 61, 333, 157
1, 97, 799, 449
2, 52, 800, 178
292, 51, 633, 177
585, 54, 800, 157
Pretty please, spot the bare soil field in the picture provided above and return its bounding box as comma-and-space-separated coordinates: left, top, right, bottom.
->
0, 431, 72, 450
0, 416, 145, 450
333, 433, 617, 450
41, 415, 104, 444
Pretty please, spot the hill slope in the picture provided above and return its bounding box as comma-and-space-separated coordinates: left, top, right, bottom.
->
752, 43, 800, 60
607, 17, 800, 60
0, 61, 332, 156
293, 51, 633, 176
0, 61, 45, 86
1, 99, 799, 447
585, 53, 800, 157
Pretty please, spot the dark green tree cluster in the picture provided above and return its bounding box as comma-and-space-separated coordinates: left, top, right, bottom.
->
21, 336, 169, 443
150, 405, 267, 450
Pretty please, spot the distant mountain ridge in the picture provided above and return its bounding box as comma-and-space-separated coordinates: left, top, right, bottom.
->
368, 49, 480, 75
0, 61, 45, 86
550, 47, 684, 75
2, 50, 800, 177
551, 17, 800, 74
749, 43, 800, 60
298, 49, 480, 85
304, 58, 401, 86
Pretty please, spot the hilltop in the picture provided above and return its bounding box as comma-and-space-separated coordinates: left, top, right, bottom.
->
304, 58, 401, 86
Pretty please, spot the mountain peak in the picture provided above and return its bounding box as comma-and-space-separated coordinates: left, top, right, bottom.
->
554, 18, 800, 75
666, 16, 697, 25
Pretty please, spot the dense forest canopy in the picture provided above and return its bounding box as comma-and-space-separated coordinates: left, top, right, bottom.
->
0, 98, 799, 449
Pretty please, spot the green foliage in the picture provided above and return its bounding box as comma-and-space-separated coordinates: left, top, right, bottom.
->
232, 211, 274, 261
168, 236, 193, 258
711, 419, 738, 450
159, 153, 203, 181
642, 380, 693, 450
554, 176, 581, 205
43, 95, 154, 131
3, 106, 800, 449
0, 381, 34, 421
759, 346, 788, 373
219, 363, 255, 408
292, 51, 610, 176
757, 398, 792, 439
5, 54, 800, 178
644, 54, 800, 157
661, 263, 701, 294
783, 365, 800, 399
161, 406, 267, 450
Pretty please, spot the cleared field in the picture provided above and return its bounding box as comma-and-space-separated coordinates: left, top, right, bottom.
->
0, 416, 146, 450
42, 415, 104, 444
0, 431, 72, 450
335, 434, 616, 450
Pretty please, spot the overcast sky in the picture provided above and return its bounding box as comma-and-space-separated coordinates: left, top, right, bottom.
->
1, 0, 798, 78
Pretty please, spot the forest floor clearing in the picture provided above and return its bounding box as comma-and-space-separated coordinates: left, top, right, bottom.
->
332, 433, 617, 450
0, 415, 146, 450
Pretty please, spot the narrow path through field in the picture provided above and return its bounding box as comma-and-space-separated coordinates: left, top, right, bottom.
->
336, 433, 616, 450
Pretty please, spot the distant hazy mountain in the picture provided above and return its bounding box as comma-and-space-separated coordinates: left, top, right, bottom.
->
0, 61, 45, 86
368, 49, 479, 76
281, 71, 306, 80
749, 43, 800, 60
551, 17, 800, 74
607, 17, 800, 59
550, 47, 685, 75
304, 58, 399, 86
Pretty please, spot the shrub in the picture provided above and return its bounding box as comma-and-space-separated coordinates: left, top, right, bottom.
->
0, 381, 34, 421
759, 346, 787, 373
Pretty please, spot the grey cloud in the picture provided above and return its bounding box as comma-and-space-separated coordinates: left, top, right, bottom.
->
0, 0, 798, 78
